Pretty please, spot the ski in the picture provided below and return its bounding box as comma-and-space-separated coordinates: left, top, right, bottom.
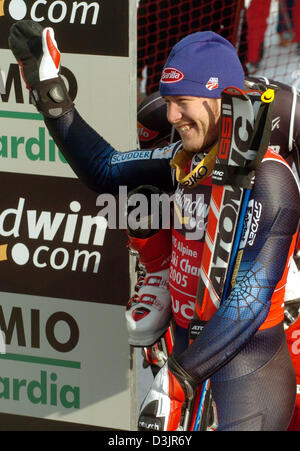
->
195, 86, 256, 322
221, 86, 275, 301
189, 84, 275, 431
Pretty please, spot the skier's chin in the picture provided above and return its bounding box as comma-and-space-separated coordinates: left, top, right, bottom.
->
180, 129, 207, 153
181, 138, 203, 153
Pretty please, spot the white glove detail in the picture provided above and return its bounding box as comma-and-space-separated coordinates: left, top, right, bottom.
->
40, 28, 61, 81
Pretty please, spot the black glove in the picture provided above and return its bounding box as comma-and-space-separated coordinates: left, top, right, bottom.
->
8, 20, 73, 118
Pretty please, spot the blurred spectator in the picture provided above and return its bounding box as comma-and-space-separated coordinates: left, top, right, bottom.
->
277, 0, 294, 46
246, 0, 272, 74
246, 0, 300, 74
293, 0, 300, 54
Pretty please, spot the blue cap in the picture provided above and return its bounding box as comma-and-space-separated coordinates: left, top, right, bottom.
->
159, 31, 244, 98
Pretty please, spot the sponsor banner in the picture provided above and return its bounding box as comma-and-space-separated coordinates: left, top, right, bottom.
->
0, 0, 136, 430
0, 291, 131, 429
0, 171, 129, 304
0, 94, 73, 177
0, 0, 129, 57
0, 54, 136, 176
0, 0, 135, 177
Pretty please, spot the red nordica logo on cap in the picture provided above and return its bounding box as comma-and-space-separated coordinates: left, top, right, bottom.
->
160, 67, 184, 83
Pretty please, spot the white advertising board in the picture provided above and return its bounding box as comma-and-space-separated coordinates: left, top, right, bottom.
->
0, 0, 136, 430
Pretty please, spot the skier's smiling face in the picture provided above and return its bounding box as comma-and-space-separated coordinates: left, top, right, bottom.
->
164, 96, 221, 153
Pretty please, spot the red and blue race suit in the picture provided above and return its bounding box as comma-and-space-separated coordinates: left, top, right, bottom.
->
43, 98, 300, 429
138, 76, 300, 429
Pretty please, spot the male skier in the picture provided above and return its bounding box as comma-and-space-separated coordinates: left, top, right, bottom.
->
8, 21, 300, 430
